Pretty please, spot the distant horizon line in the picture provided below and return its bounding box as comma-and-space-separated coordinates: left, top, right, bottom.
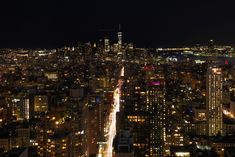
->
0, 42, 234, 50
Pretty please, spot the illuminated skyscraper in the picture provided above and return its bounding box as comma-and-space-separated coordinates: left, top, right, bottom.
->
34, 95, 48, 113
144, 65, 166, 156
104, 38, 110, 53
121, 65, 166, 156
206, 67, 223, 136
147, 80, 166, 157
20, 98, 30, 120
117, 24, 122, 53
208, 39, 214, 53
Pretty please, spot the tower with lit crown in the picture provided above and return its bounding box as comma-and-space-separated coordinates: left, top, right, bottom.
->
206, 67, 223, 136
146, 75, 166, 156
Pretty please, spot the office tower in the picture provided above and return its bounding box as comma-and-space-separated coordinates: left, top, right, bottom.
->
112, 43, 119, 53
120, 72, 150, 156
104, 38, 110, 53
73, 100, 88, 157
209, 39, 214, 47
123, 100, 149, 156
206, 67, 223, 136
121, 65, 166, 157
15, 127, 30, 147
38, 131, 71, 157
113, 130, 134, 157
117, 25, 122, 53
144, 65, 166, 156
208, 40, 215, 54
193, 109, 207, 135
147, 80, 166, 157
96, 93, 108, 145
67, 91, 88, 157
49, 132, 71, 157
34, 95, 48, 113
20, 98, 30, 120
10, 98, 21, 120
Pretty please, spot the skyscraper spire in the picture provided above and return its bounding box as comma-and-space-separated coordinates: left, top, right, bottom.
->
118, 24, 121, 31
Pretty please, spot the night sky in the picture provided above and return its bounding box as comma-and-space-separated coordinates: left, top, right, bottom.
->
1, 1, 235, 48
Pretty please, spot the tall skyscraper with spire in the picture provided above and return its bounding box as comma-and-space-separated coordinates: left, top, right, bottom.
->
117, 24, 122, 53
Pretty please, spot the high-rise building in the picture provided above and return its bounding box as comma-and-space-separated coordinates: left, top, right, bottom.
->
67, 95, 88, 157
208, 40, 214, 51
120, 79, 150, 156
147, 80, 166, 157
104, 38, 110, 53
144, 65, 166, 156
113, 130, 134, 157
38, 131, 71, 157
20, 98, 30, 120
15, 127, 30, 147
206, 67, 223, 136
120, 65, 166, 156
117, 25, 122, 53
192, 109, 207, 135
34, 95, 48, 113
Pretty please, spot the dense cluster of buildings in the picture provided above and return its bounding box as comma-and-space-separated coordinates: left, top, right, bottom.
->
0, 29, 235, 157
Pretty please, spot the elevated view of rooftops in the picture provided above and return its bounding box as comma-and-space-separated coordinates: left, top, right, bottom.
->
1, 1, 235, 157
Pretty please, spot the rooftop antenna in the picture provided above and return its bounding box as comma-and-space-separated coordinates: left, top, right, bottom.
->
118, 24, 121, 31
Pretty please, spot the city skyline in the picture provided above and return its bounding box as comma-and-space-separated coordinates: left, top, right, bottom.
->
1, 27, 235, 156
1, 1, 235, 157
